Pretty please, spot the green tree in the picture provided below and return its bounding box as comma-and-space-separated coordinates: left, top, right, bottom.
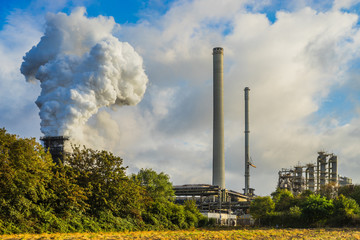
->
333, 194, 359, 216
0, 128, 205, 233
271, 188, 295, 212
250, 196, 275, 220
48, 162, 89, 218
0, 128, 64, 233
338, 185, 360, 206
132, 168, 204, 230
300, 194, 334, 225
183, 200, 204, 228
131, 168, 175, 202
64, 145, 148, 220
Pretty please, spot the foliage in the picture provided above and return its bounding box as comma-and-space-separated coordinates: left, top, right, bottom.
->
333, 194, 360, 216
249, 196, 275, 220
0, 128, 55, 233
64, 145, 149, 220
0, 128, 204, 234
300, 194, 334, 225
253, 188, 360, 228
131, 168, 175, 202
327, 194, 360, 226
338, 184, 360, 206
271, 188, 295, 212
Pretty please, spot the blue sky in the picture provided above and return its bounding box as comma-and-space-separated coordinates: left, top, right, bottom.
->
0, 0, 174, 28
1, 0, 360, 195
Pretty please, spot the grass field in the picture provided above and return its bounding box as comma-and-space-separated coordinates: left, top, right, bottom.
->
0, 229, 360, 240
2, 228, 360, 240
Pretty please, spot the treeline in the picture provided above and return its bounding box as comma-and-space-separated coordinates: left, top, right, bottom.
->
0, 128, 211, 234
250, 186, 360, 227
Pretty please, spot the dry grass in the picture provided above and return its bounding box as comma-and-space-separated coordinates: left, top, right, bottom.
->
2, 228, 360, 240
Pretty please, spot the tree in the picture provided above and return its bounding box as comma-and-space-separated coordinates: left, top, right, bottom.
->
64, 145, 148, 220
250, 196, 275, 220
183, 200, 204, 228
0, 128, 55, 232
48, 162, 89, 218
271, 188, 295, 212
131, 168, 175, 202
0, 128, 204, 233
339, 185, 360, 206
300, 194, 334, 225
333, 194, 360, 216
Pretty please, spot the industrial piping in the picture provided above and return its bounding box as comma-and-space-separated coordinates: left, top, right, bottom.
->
212, 47, 225, 189
244, 87, 250, 195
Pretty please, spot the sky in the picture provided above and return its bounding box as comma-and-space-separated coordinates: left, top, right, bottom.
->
1, 0, 360, 196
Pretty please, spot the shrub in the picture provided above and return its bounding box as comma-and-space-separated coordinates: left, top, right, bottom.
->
300, 194, 334, 226
250, 196, 275, 221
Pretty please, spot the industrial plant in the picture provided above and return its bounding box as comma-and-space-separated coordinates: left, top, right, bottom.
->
277, 151, 352, 195
39, 47, 355, 226
173, 47, 255, 226
37, 47, 253, 226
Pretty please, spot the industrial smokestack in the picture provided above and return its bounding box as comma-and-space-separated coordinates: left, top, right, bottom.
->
244, 87, 250, 195
41, 136, 69, 163
212, 47, 225, 189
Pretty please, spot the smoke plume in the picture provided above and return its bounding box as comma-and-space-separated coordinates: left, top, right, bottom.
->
20, 8, 148, 136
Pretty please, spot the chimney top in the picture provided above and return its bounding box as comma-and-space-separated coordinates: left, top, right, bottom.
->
213, 47, 224, 55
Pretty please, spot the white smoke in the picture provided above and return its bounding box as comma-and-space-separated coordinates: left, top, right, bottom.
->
20, 7, 148, 136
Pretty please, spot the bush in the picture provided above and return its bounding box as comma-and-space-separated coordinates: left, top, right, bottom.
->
250, 196, 275, 221
300, 194, 334, 226
338, 185, 360, 206
271, 189, 295, 212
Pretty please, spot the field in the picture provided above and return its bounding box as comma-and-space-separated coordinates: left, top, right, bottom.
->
2, 228, 360, 240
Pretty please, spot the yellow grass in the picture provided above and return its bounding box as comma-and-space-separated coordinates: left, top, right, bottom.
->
2, 228, 360, 240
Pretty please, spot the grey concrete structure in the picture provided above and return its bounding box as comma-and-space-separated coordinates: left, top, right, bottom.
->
244, 87, 250, 195
212, 47, 225, 189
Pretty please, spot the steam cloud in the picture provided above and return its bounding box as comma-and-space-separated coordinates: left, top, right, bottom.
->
20, 8, 148, 136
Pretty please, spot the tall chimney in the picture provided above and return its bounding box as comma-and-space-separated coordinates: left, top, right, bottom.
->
212, 47, 225, 189
41, 136, 69, 164
244, 87, 250, 195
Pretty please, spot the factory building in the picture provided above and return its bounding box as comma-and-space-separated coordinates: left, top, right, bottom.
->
278, 151, 352, 195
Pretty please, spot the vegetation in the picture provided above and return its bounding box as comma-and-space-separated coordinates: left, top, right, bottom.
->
3, 228, 360, 239
250, 187, 360, 227
3, 126, 360, 234
0, 128, 207, 234
249, 196, 275, 220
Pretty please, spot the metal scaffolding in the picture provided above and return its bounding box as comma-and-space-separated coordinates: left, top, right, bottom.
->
173, 184, 251, 215
277, 151, 352, 195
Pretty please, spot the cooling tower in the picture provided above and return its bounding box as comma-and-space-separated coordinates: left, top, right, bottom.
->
212, 47, 225, 189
